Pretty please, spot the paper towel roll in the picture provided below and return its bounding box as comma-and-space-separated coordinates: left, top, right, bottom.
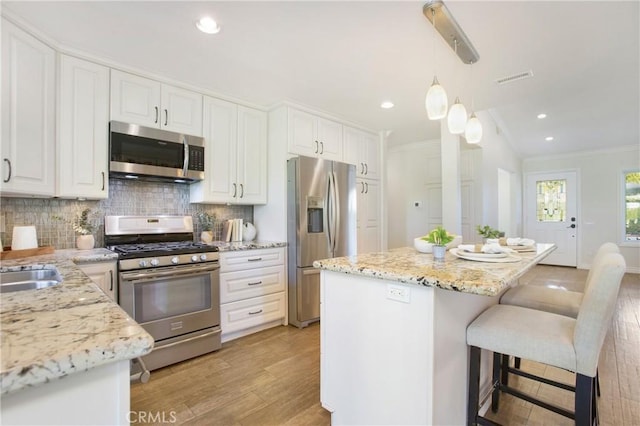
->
12, 226, 38, 250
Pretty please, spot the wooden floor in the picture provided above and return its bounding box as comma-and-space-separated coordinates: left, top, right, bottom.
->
131, 265, 639, 425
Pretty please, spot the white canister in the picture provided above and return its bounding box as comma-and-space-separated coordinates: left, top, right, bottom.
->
243, 222, 257, 241
11, 226, 38, 250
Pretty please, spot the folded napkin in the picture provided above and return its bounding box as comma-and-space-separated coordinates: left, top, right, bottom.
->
506, 237, 535, 246
458, 243, 515, 254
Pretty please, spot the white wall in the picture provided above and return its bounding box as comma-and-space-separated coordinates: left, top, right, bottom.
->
386, 111, 522, 248
523, 146, 640, 272
477, 111, 523, 236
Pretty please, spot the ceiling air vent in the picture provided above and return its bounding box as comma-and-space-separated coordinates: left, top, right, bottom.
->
495, 70, 534, 85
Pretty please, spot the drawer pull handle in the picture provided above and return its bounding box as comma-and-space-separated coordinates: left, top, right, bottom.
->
247, 257, 262, 262
248, 309, 263, 315
247, 281, 263, 286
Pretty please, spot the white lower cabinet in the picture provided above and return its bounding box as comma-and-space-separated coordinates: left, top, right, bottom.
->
219, 248, 286, 342
76, 261, 117, 302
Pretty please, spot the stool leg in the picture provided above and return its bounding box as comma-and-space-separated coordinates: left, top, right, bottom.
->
492, 352, 501, 413
592, 376, 599, 426
468, 346, 481, 426
575, 373, 593, 426
501, 354, 510, 387
596, 369, 601, 398
514, 357, 521, 369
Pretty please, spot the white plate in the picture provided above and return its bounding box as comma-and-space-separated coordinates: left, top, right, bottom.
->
455, 249, 508, 259
450, 249, 521, 263
508, 245, 536, 252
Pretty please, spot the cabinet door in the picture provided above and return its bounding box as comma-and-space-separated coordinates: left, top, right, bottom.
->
110, 70, 161, 128
343, 127, 378, 179
316, 117, 343, 161
57, 55, 109, 199
160, 84, 203, 136
356, 180, 380, 254
342, 126, 362, 167
236, 106, 267, 204
362, 132, 380, 180
77, 261, 117, 301
1, 19, 55, 197
287, 108, 317, 157
190, 97, 237, 203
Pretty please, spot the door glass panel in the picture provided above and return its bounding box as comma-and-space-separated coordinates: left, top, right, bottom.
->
134, 275, 211, 323
536, 179, 566, 222
625, 171, 640, 241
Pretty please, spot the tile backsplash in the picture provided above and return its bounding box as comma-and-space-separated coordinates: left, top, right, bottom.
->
0, 179, 252, 249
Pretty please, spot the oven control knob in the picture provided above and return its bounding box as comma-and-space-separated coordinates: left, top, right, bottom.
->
191, 255, 199, 262
150, 258, 159, 267
171, 257, 179, 265
200, 254, 207, 261
139, 260, 148, 268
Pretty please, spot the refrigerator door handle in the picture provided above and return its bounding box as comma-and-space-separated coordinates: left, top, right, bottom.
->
331, 170, 340, 254
326, 171, 334, 255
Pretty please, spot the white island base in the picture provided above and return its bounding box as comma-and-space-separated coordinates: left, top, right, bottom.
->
1, 360, 130, 425
321, 270, 497, 425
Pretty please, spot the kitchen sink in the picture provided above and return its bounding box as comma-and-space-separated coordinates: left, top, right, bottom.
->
0, 268, 63, 293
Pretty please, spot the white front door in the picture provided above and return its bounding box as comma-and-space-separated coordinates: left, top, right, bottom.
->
525, 171, 578, 266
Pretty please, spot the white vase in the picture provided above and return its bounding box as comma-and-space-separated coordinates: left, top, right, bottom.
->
200, 231, 213, 244
243, 222, 257, 241
432, 245, 446, 260
76, 234, 95, 250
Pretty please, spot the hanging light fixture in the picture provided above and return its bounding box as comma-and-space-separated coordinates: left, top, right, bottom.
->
447, 39, 467, 134
464, 61, 482, 143
425, 8, 448, 120
465, 113, 483, 143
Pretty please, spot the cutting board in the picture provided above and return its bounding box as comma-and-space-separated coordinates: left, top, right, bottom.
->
0, 246, 55, 260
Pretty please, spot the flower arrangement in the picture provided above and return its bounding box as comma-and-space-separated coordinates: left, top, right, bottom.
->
476, 225, 501, 239
53, 208, 95, 235
196, 211, 216, 231
422, 226, 455, 246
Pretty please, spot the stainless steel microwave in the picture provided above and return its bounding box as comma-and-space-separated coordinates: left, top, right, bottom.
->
109, 121, 205, 183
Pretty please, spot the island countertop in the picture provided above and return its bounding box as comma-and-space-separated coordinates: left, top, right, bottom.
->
0, 249, 154, 395
313, 243, 556, 296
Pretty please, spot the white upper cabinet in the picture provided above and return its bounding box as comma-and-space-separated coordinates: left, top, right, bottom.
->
1, 18, 56, 197
110, 69, 203, 136
356, 178, 381, 254
343, 126, 379, 180
190, 97, 267, 205
287, 108, 343, 161
57, 55, 109, 199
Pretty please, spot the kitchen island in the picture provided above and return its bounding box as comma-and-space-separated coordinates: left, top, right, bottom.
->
314, 244, 555, 425
0, 249, 154, 425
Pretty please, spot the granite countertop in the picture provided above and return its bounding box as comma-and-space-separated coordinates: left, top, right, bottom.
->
313, 244, 556, 297
210, 240, 287, 252
0, 249, 154, 395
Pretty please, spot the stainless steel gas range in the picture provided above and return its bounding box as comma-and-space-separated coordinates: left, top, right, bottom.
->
105, 215, 221, 372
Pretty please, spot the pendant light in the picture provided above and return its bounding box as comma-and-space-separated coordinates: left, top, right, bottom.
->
447, 39, 467, 134
465, 62, 483, 143
465, 113, 483, 143
425, 9, 448, 120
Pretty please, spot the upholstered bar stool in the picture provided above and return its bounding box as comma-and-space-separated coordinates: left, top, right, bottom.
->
499, 242, 620, 387
466, 253, 625, 426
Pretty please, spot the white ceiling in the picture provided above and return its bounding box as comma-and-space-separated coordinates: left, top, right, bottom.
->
3, 1, 639, 158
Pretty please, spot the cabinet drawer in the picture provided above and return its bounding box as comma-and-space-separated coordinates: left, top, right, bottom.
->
220, 265, 285, 303
221, 292, 285, 335
219, 248, 284, 272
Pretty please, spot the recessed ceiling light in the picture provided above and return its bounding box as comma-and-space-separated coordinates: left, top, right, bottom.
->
196, 16, 220, 34
545, 136, 554, 141
537, 113, 547, 119
380, 101, 394, 109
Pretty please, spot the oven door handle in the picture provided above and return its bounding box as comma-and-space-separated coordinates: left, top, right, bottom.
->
121, 264, 219, 282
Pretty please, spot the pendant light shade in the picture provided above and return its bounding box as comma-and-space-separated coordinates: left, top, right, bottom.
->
426, 76, 448, 120
447, 97, 467, 134
465, 112, 483, 144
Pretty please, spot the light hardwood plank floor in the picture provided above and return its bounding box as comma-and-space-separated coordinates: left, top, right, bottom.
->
131, 265, 639, 425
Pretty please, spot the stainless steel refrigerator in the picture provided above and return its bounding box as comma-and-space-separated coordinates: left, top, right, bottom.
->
287, 156, 356, 328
